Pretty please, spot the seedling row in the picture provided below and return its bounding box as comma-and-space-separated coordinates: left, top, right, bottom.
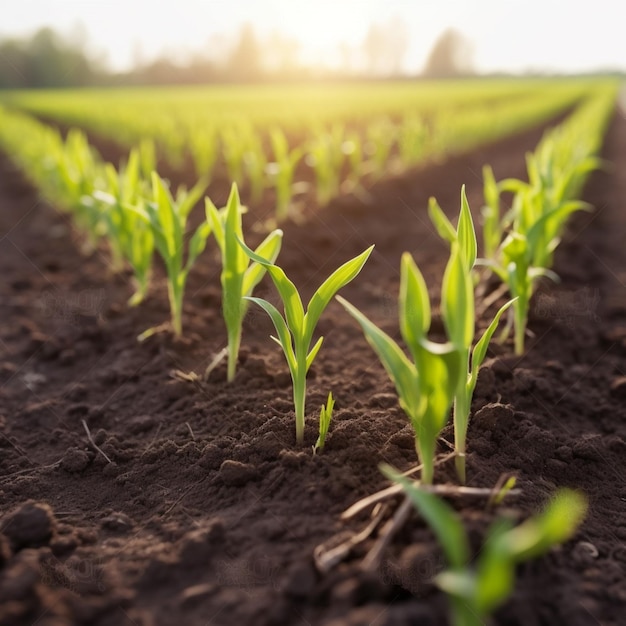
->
2, 80, 595, 221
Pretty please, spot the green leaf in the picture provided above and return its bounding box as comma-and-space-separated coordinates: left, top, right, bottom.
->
242, 229, 283, 296
186, 221, 212, 271
399, 252, 431, 360
306, 336, 324, 371
238, 238, 305, 337
381, 465, 470, 568
151, 172, 178, 258
441, 244, 474, 349
505, 489, 587, 561
245, 296, 296, 372
457, 185, 477, 271
337, 295, 420, 416
304, 245, 374, 341
205, 197, 225, 250
428, 197, 456, 244
471, 298, 516, 377
474, 519, 516, 614
178, 177, 208, 219
482, 164, 499, 210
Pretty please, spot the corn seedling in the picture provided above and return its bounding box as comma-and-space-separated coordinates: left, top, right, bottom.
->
481, 165, 506, 261
241, 245, 374, 444
341, 132, 365, 190
313, 392, 334, 455
244, 135, 268, 204
365, 118, 397, 179
428, 187, 515, 483
136, 173, 210, 338
221, 125, 250, 187
189, 127, 219, 183
268, 128, 303, 222
206, 183, 283, 382
385, 466, 587, 626
338, 247, 466, 485
54, 129, 105, 249
398, 114, 429, 169
479, 90, 613, 354
94, 150, 154, 305
306, 124, 345, 205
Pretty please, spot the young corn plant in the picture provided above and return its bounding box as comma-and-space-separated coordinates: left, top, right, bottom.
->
54, 129, 105, 249
483, 176, 588, 355
385, 466, 587, 626
428, 187, 515, 483
481, 165, 505, 261
137, 172, 210, 338
243, 134, 268, 204
397, 114, 429, 169
268, 128, 303, 222
189, 126, 219, 183
341, 131, 365, 190
306, 124, 345, 205
222, 121, 255, 187
206, 183, 283, 382
337, 247, 466, 485
241, 244, 374, 444
364, 117, 397, 179
94, 149, 154, 305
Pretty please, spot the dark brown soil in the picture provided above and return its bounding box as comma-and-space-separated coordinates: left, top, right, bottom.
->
1, 106, 625, 626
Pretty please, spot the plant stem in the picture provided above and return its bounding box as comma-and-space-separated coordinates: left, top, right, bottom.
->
453, 395, 469, 486
416, 436, 435, 485
450, 599, 484, 626
168, 279, 183, 337
513, 296, 528, 355
293, 362, 307, 445
128, 274, 149, 307
226, 326, 241, 383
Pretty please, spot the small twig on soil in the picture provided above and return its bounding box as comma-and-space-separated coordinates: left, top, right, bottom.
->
170, 369, 200, 382
203, 346, 228, 380
161, 477, 207, 517
341, 451, 457, 520
314, 504, 387, 574
185, 422, 196, 441
82, 419, 112, 464
318, 467, 522, 574
362, 496, 413, 572
140, 422, 162, 457
0, 432, 35, 464
3, 459, 63, 478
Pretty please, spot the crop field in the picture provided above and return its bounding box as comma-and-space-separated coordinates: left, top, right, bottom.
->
0, 78, 625, 626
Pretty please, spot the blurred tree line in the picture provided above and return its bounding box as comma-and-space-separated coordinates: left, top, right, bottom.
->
0, 24, 475, 89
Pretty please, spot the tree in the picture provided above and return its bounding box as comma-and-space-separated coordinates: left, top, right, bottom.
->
0, 27, 101, 89
422, 28, 474, 78
227, 23, 262, 81
362, 18, 409, 76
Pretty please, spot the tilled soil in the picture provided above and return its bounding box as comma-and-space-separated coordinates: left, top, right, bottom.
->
1, 106, 625, 626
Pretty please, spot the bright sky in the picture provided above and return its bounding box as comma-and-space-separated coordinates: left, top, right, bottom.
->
1, 0, 624, 74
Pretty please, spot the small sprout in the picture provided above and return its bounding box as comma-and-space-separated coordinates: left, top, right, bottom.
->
313, 392, 334, 455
